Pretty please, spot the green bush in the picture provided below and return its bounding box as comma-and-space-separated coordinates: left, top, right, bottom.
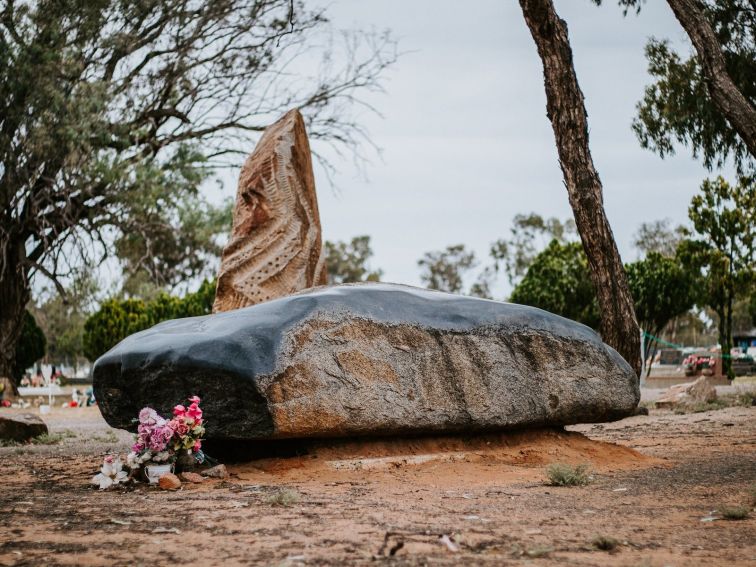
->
14, 310, 47, 381
83, 280, 216, 361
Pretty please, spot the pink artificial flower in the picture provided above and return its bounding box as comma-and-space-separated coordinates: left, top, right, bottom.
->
188, 396, 201, 404
173, 404, 186, 417
186, 404, 202, 421
139, 407, 160, 425
104, 455, 115, 464
132, 442, 144, 453
192, 440, 202, 453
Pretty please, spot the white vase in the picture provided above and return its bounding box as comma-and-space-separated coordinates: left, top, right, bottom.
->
144, 463, 173, 484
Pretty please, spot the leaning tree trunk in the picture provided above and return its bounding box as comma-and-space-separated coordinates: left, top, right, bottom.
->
519, 0, 642, 376
666, 0, 756, 161
0, 243, 32, 389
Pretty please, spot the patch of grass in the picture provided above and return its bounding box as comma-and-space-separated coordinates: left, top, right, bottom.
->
673, 391, 756, 414
31, 429, 77, 445
92, 430, 118, 443
720, 506, 749, 520
0, 439, 21, 448
545, 463, 591, 486
592, 535, 619, 551
265, 488, 300, 507
525, 545, 553, 558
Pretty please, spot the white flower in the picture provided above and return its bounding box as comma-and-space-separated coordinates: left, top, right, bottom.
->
138, 451, 152, 464
126, 452, 140, 469
152, 451, 170, 462
91, 456, 129, 489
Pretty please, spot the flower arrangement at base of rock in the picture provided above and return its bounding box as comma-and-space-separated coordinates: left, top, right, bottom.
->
91, 395, 207, 490
92, 455, 129, 489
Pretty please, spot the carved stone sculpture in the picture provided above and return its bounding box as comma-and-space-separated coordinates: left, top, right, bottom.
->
213, 109, 326, 312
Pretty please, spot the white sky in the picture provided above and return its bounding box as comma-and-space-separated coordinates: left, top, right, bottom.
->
210, 0, 736, 297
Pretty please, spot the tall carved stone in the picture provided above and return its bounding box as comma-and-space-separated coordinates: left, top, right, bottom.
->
213, 109, 327, 312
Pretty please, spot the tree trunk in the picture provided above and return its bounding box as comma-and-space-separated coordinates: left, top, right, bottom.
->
519, 0, 642, 376
0, 243, 32, 389
723, 290, 734, 380
666, 0, 756, 160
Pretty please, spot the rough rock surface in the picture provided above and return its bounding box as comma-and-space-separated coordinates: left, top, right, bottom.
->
94, 283, 640, 441
0, 413, 48, 443
655, 376, 717, 409
213, 109, 326, 312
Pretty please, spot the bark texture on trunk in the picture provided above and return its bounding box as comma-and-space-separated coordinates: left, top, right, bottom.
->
519, 0, 641, 376
0, 243, 31, 387
666, 0, 756, 160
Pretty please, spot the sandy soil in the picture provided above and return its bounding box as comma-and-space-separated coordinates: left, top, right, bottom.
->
0, 404, 754, 566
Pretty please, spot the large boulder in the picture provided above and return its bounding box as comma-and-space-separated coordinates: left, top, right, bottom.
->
213, 109, 326, 313
0, 413, 48, 443
93, 283, 639, 440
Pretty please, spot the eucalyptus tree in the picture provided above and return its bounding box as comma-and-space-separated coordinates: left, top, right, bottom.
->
0, 0, 397, 383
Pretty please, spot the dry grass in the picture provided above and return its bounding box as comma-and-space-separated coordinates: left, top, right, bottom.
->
545, 463, 591, 486
265, 488, 300, 507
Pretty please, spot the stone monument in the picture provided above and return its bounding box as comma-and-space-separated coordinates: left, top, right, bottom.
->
213, 109, 326, 312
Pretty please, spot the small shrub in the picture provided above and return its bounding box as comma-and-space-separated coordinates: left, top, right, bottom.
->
265, 488, 300, 507
31, 430, 76, 445
592, 535, 619, 551
545, 463, 591, 486
720, 506, 749, 520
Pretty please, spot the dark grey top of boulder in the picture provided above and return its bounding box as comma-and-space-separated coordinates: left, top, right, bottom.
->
94, 283, 618, 380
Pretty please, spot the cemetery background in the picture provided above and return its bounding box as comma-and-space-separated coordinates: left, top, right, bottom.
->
1, 0, 755, 565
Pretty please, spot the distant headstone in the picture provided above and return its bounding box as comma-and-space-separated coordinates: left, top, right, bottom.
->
94, 283, 640, 442
213, 109, 326, 312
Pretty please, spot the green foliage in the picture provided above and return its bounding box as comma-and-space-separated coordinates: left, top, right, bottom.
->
545, 463, 591, 486
0, 0, 396, 377
632, 2, 755, 173
489, 213, 577, 286
626, 252, 697, 369
82, 280, 216, 361
632, 219, 688, 258
116, 149, 233, 291
510, 240, 600, 329
14, 311, 46, 380
418, 244, 477, 294
31, 271, 98, 366
325, 236, 383, 284
680, 176, 756, 378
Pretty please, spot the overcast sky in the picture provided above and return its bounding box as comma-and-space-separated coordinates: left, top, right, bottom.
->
215, 0, 736, 297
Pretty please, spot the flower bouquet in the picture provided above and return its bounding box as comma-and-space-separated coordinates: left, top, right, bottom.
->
91, 395, 207, 489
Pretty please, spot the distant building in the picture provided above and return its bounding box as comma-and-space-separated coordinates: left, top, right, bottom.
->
734, 328, 756, 351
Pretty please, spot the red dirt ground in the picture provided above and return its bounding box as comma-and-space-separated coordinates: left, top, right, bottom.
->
0, 404, 754, 566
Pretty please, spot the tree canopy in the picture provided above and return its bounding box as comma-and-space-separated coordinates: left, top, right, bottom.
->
510, 240, 601, 330
418, 244, 477, 295
83, 279, 216, 361
603, 0, 756, 172
324, 236, 383, 285
0, 0, 397, 383
14, 310, 46, 381
679, 176, 756, 378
